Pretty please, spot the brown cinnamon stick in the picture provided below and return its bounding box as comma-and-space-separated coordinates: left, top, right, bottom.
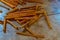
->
43, 11, 52, 29
3, 17, 7, 33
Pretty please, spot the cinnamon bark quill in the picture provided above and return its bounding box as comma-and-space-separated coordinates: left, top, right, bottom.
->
16, 31, 44, 38
0, 4, 10, 10
1, 0, 15, 8
43, 10, 52, 29
7, 20, 18, 30
3, 17, 7, 33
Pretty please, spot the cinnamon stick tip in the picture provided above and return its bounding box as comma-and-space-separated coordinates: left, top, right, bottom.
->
3, 29, 6, 33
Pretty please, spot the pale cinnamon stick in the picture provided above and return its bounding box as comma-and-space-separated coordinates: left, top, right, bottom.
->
43, 11, 52, 29
7, 20, 18, 30
16, 31, 44, 38
3, 17, 7, 33
1, 0, 15, 8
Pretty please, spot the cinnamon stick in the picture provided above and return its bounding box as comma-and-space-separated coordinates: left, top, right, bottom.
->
7, 20, 18, 30
1, 0, 15, 8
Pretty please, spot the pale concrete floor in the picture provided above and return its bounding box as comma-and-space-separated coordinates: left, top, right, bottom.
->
0, 0, 60, 40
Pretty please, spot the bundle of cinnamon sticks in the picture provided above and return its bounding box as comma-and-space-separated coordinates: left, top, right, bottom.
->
0, 0, 52, 38
2, 5, 46, 38
0, 5, 52, 38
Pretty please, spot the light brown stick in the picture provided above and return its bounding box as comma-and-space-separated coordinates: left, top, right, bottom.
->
16, 20, 22, 25
16, 19, 30, 25
4, 16, 20, 19
20, 20, 31, 28
16, 32, 44, 38
16, 20, 28, 25
15, 17, 31, 20
25, 26, 41, 36
36, 4, 39, 11
3, 17, 7, 33
20, 15, 42, 28
7, 20, 18, 30
6, 12, 36, 17
18, 20, 26, 24
0, 4, 10, 10
4, 16, 32, 20
43, 11, 52, 29
6, 7, 18, 15
1, 0, 15, 8
29, 15, 42, 26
